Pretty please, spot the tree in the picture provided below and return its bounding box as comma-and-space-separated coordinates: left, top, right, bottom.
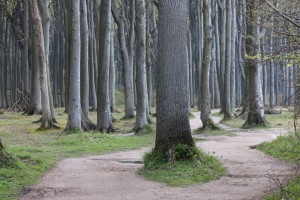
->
153, 0, 195, 162
134, 0, 148, 133
200, 0, 216, 130
29, 0, 58, 130
111, 0, 135, 119
242, 0, 267, 128
65, 0, 81, 131
97, 0, 113, 132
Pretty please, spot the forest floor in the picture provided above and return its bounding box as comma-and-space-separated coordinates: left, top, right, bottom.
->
18, 112, 298, 200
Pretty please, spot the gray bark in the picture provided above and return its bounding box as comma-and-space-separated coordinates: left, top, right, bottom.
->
201, 0, 216, 129
154, 0, 194, 162
97, 0, 113, 132
80, 0, 89, 119
134, 0, 148, 133
66, 0, 81, 131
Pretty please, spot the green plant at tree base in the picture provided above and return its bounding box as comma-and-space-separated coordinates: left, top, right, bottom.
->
139, 146, 225, 187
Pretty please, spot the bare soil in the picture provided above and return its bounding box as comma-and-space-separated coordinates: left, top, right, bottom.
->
19, 112, 297, 200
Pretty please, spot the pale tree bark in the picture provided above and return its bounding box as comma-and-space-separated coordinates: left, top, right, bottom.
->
154, 0, 194, 162
39, 0, 57, 123
134, 0, 148, 133
29, 0, 58, 130
243, 0, 266, 128
65, 0, 81, 131
201, 0, 216, 130
231, 0, 237, 114
88, 0, 97, 111
80, 0, 89, 119
112, 0, 135, 119
97, 0, 113, 133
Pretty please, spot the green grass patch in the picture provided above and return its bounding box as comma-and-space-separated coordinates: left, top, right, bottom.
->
139, 148, 225, 187
257, 134, 300, 164
261, 177, 300, 200
194, 126, 236, 137
258, 134, 300, 199
213, 111, 294, 129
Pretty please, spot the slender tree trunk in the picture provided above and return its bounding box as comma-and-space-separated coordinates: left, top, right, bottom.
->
97, 0, 113, 132
65, 0, 81, 131
134, 0, 148, 133
201, 0, 216, 129
80, 0, 89, 119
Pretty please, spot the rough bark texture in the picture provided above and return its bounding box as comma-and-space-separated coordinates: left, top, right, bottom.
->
65, 0, 81, 131
97, 0, 113, 133
154, 0, 195, 162
242, 0, 267, 129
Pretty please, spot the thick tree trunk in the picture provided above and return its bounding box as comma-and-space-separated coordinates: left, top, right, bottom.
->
154, 0, 194, 162
97, 0, 113, 133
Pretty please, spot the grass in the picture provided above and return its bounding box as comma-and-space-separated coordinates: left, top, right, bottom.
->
194, 126, 236, 137
139, 148, 225, 187
0, 105, 155, 200
213, 111, 294, 129
257, 134, 300, 199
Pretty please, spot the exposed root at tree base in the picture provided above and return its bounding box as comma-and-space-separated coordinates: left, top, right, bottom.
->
37, 120, 60, 131
81, 119, 97, 131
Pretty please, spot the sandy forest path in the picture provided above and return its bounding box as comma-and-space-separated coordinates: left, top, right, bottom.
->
20, 111, 297, 200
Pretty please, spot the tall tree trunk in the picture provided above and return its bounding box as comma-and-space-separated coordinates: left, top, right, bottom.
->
223, 0, 233, 120
80, 0, 89, 119
154, 0, 194, 162
22, 0, 29, 92
65, 0, 81, 131
97, 0, 113, 132
201, 0, 216, 129
29, 0, 57, 130
243, 0, 266, 128
134, 0, 148, 133
112, 0, 135, 119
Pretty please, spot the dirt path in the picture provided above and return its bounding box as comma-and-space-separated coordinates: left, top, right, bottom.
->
20, 112, 297, 200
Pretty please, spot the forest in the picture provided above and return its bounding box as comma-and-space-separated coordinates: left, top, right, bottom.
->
0, 0, 300, 199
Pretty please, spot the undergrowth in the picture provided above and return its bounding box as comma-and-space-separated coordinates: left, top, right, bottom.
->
258, 134, 300, 199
